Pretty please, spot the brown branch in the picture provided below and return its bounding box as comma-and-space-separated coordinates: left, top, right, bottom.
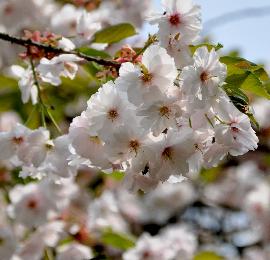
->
0, 32, 120, 68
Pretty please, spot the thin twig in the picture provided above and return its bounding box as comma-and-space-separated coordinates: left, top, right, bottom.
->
0, 32, 120, 68
30, 58, 47, 128
133, 34, 158, 61
30, 58, 62, 133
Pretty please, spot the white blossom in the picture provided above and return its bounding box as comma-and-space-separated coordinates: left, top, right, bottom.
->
37, 54, 82, 86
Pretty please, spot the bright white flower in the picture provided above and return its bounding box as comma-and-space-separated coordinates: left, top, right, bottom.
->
214, 96, 259, 156
37, 54, 82, 86
86, 80, 135, 140
18, 135, 76, 181
152, 127, 196, 182
0, 124, 30, 161
69, 113, 112, 169
57, 242, 93, 260
8, 183, 55, 228
159, 33, 193, 69
189, 128, 215, 174
148, 0, 201, 44
117, 45, 177, 106
45, 135, 77, 179
16, 127, 51, 167
10, 65, 38, 104
58, 37, 76, 51
104, 126, 150, 164
180, 47, 227, 100
137, 95, 181, 136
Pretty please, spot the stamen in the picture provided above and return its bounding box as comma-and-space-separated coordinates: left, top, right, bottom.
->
169, 13, 181, 26
107, 109, 119, 121
159, 106, 170, 118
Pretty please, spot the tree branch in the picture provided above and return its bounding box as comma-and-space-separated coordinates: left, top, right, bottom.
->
0, 32, 120, 68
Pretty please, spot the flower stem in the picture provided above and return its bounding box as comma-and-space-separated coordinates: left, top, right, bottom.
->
133, 34, 158, 60
30, 58, 62, 133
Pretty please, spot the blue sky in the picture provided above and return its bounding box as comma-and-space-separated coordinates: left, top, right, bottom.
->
150, 0, 270, 64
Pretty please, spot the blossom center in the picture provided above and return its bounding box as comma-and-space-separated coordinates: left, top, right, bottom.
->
159, 106, 170, 117
141, 72, 153, 84
12, 136, 24, 145
140, 64, 153, 84
90, 136, 101, 144
169, 13, 181, 26
27, 199, 38, 209
200, 71, 210, 83
231, 126, 240, 133
4, 4, 13, 15
162, 147, 173, 160
69, 20, 77, 30
129, 140, 140, 153
142, 251, 152, 259
107, 109, 119, 121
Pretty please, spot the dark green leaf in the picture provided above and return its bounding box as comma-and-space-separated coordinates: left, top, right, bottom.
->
223, 84, 249, 113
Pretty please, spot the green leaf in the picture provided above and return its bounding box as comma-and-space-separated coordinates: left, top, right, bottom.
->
77, 47, 111, 58
223, 84, 259, 128
224, 72, 270, 99
101, 230, 136, 250
190, 43, 223, 54
223, 84, 249, 112
93, 23, 137, 44
224, 84, 249, 104
194, 251, 224, 260
241, 72, 270, 99
247, 112, 260, 129
221, 56, 258, 68
0, 75, 18, 89
221, 55, 270, 99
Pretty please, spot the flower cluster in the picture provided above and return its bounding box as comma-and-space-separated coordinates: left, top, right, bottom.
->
0, 0, 260, 191
69, 0, 259, 192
